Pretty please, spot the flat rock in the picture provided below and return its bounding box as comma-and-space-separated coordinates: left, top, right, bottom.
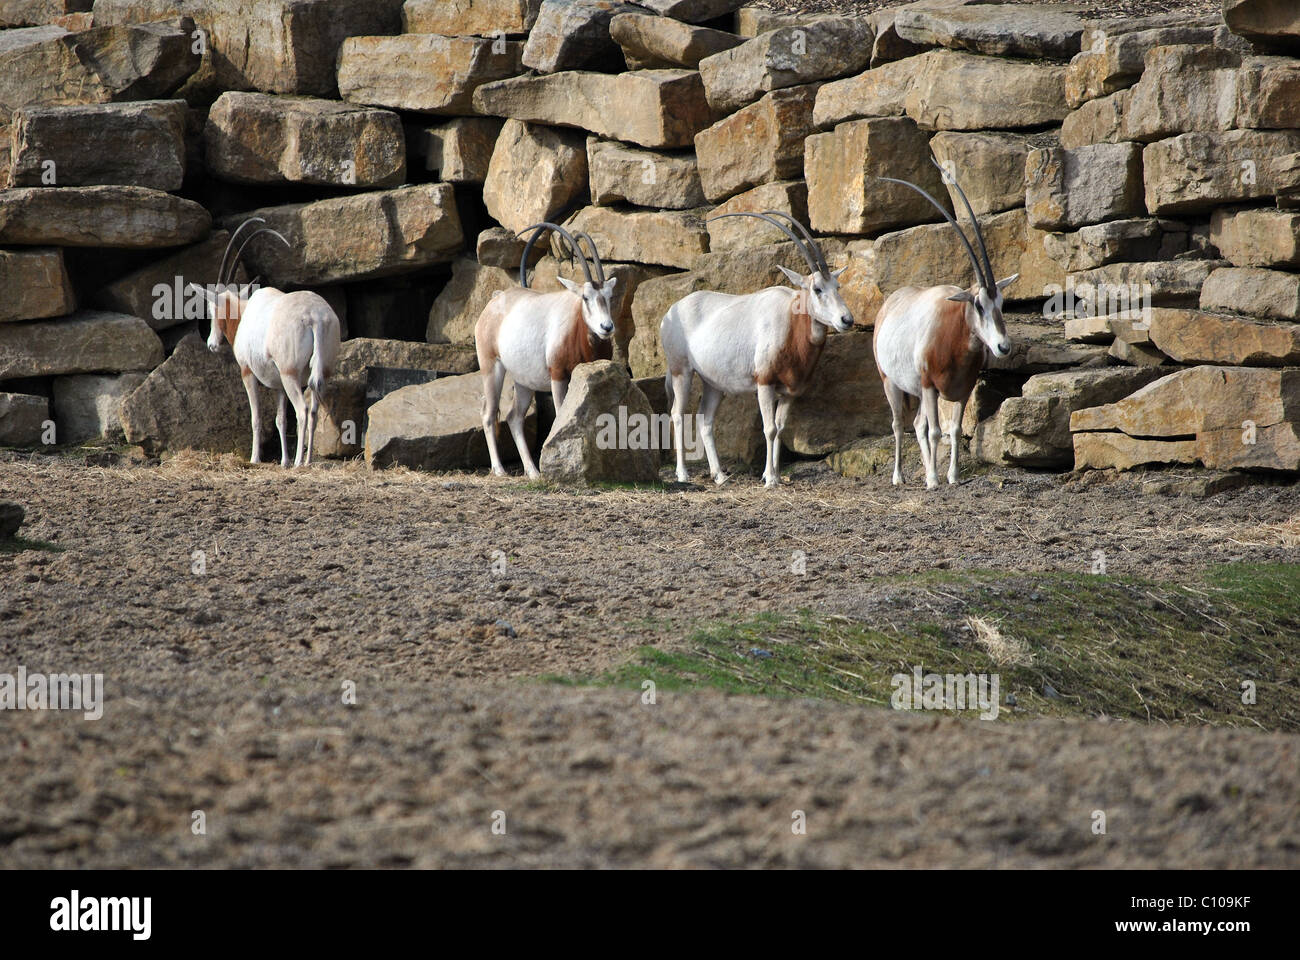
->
904, 49, 1068, 130
1199, 267, 1300, 322
610, 11, 742, 69
522, 0, 643, 73
894, 4, 1085, 60
1147, 306, 1300, 365
813, 50, 937, 128
0, 247, 74, 322
588, 137, 705, 210
562, 205, 708, 270
695, 83, 819, 203
1210, 207, 1300, 269
1143, 130, 1300, 214
339, 34, 524, 115
0, 310, 163, 379
482, 119, 588, 236
929, 130, 1029, 217
1224, 0, 1300, 47
1026, 142, 1144, 231
0, 184, 210, 248
0, 392, 48, 447
401, 0, 542, 35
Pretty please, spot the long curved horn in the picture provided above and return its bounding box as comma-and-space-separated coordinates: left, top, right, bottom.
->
878, 176, 987, 292
933, 160, 994, 290
572, 230, 606, 286
229, 228, 291, 288
706, 212, 820, 276
219, 217, 267, 288
516, 222, 592, 289
759, 210, 827, 275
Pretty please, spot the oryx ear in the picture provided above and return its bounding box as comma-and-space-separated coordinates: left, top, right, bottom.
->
776, 265, 804, 287
601, 276, 617, 297
831, 265, 848, 280
947, 290, 976, 303
996, 274, 1020, 291
556, 276, 582, 295
187, 283, 217, 311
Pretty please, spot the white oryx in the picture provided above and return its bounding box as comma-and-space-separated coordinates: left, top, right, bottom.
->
190, 217, 341, 468
474, 221, 617, 478
661, 211, 854, 489
874, 165, 1017, 489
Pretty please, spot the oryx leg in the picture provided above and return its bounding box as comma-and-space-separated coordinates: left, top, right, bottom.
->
507, 383, 539, 480
481, 362, 508, 477
698, 380, 727, 486
242, 369, 263, 465
280, 373, 308, 468
920, 387, 942, 490
772, 395, 792, 479
275, 390, 289, 468
947, 399, 965, 485
883, 379, 909, 486
549, 378, 568, 434
757, 383, 780, 489
670, 370, 693, 484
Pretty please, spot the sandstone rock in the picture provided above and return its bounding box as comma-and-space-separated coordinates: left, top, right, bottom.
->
0, 2, 92, 29
522, 0, 643, 73
805, 116, 947, 235
477, 227, 545, 270
610, 11, 742, 69
1060, 89, 1129, 149
1065, 15, 1220, 107
220, 184, 464, 286
51, 372, 146, 443
782, 328, 891, 456
0, 248, 74, 322
410, 117, 503, 184
1026, 142, 1144, 231
706, 181, 807, 250
695, 83, 818, 203
0, 310, 162, 379
736, 5, 836, 37
1224, 0, 1300, 47
699, 18, 872, 115
92, 0, 403, 98
828, 241, 884, 329
338, 33, 524, 115
989, 318, 1109, 374
1073, 432, 1197, 470
1063, 315, 1113, 343
1121, 45, 1242, 143
1043, 219, 1170, 273
7, 99, 185, 190
364, 371, 535, 471
1070, 259, 1225, 308
539, 360, 659, 483
0, 392, 48, 446
894, 4, 1085, 60
1237, 56, 1300, 128
474, 69, 712, 150
401, 0, 542, 35
928, 131, 1029, 217
1210, 207, 1300, 268
562, 205, 708, 270
205, 92, 404, 188
335, 338, 479, 381
0, 185, 209, 247
588, 137, 705, 210
0, 18, 198, 116
93, 232, 245, 330
482, 119, 588, 236
1143, 130, 1300, 214
638, 0, 746, 20
1200, 267, 1300, 322
905, 49, 1068, 130
1108, 338, 1169, 366
427, 259, 515, 345
311, 376, 366, 460
812, 51, 937, 128
1146, 306, 1300, 364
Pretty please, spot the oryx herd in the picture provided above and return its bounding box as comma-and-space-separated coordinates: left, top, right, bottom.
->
196, 163, 1016, 490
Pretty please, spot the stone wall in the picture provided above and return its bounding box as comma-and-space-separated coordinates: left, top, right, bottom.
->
1, 0, 1298, 476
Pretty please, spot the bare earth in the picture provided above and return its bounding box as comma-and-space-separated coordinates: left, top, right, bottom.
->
1, 451, 1298, 868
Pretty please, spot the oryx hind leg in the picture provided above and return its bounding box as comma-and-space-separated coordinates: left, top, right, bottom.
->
669, 369, 693, 484
698, 380, 727, 486
508, 382, 539, 480
481, 362, 508, 477
920, 387, 942, 490
883, 379, 909, 486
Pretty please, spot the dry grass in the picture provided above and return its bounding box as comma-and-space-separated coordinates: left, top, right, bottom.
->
966, 615, 1034, 667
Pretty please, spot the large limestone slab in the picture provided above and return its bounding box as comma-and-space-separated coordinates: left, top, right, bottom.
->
588, 137, 705, 210
522, 0, 643, 73
427, 258, 515, 345
93, 232, 244, 330
1073, 432, 1197, 471
52, 372, 146, 444
698, 18, 872, 115
1210, 207, 1300, 269
1026, 142, 1144, 231
805, 116, 948, 236
638, 0, 745, 20
0, 2, 93, 29
928, 131, 1029, 217
7, 99, 186, 190
473, 69, 713, 150
563, 205, 707, 270
1143, 130, 1300, 214
540, 360, 659, 484
409, 117, 503, 184
904, 49, 1068, 131
205, 92, 405, 188
1060, 89, 1129, 150
0, 247, 74, 322
610, 11, 742, 69
1065, 15, 1221, 107
894, 4, 1085, 60
335, 338, 479, 381
706, 180, 807, 251
812, 51, 936, 128
694, 83, 818, 203
0, 185, 210, 247
0, 392, 48, 447
1238, 56, 1300, 130
364, 371, 534, 471
1200, 267, 1300, 322
1069, 259, 1225, 309
220, 185, 464, 286
1042, 219, 1172, 273
401, 0, 542, 35
338, 33, 524, 115
0, 310, 163, 379
1121, 45, 1242, 143
1224, 0, 1300, 47
1147, 307, 1300, 365
482, 119, 588, 236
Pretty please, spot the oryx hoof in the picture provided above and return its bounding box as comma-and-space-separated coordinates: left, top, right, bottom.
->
713, 472, 729, 487
676, 470, 690, 484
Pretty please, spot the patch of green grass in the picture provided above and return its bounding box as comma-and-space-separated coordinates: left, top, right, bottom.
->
555, 564, 1300, 732
0, 536, 63, 555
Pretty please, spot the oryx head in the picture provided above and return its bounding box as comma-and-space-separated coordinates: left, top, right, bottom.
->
187, 217, 289, 353
880, 163, 1018, 358
706, 210, 854, 333
517, 222, 617, 341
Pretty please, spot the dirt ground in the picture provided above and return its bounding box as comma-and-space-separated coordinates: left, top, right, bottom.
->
1, 449, 1298, 868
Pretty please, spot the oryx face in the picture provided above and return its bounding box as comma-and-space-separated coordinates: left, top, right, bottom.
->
952, 276, 1016, 358
779, 265, 854, 333
189, 283, 245, 353
560, 276, 618, 340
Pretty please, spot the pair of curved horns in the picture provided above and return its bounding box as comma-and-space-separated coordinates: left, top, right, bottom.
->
219, 217, 290, 289
516, 222, 606, 289
878, 160, 996, 292
705, 211, 828, 278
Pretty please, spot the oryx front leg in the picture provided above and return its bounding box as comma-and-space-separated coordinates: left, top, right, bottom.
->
275, 390, 289, 468
698, 381, 727, 486
242, 369, 263, 464
920, 387, 942, 490
481, 363, 508, 477
507, 383, 539, 480
947, 400, 965, 485
670, 371, 693, 484
757, 383, 780, 489
549, 379, 568, 438
772, 396, 792, 479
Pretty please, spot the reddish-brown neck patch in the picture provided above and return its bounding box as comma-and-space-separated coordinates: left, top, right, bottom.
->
215, 292, 244, 345
921, 298, 983, 402
548, 303, 612, 381
757, 296, 826, 395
